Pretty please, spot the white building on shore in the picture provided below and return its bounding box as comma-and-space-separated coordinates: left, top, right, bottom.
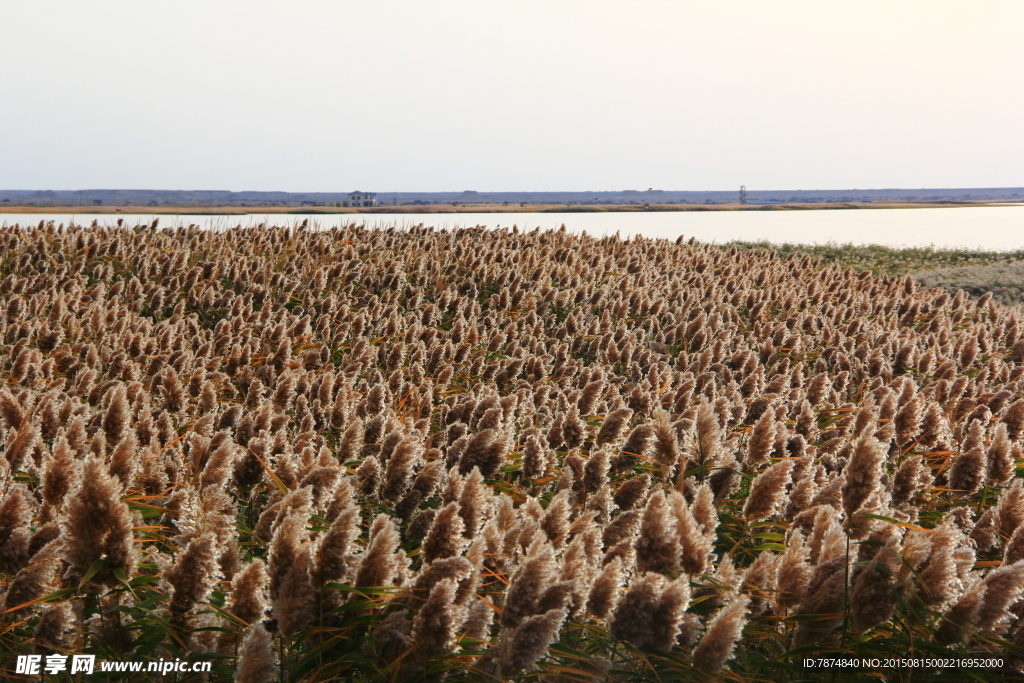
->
347, 191, 377, 207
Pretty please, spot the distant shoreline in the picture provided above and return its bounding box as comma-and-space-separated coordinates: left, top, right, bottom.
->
0, 200, 1008, 216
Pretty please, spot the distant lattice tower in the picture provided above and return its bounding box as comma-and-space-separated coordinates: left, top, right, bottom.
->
740, 185, 747, 205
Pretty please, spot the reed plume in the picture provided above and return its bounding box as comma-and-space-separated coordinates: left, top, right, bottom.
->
586, 556, 623, 619
987, 422, 1014, 486
2, 545, 60, 615
227, 559, 269, 626
165, 532, 222, 617
975, 561, 1024, 636
842, 432, 885, 519
354, 514, 405, 590
742, 550, 778, 615
275, 544, 316, 639
60, 456, 137, 588
743, 459, 793, 522
502, 538, 556, 628
692, 594, 751, 674
609, 572, 691, 650
795, 557, 847, 645
420, 501, 467, 564
935, 577, 986, 645
850, 543, 900, 633
459, 427, 507, 477
596, 407, 632, 447
33, 602, 78, 654
235, 623, 277, 683
948, 447, 987, 495
669, 491, 714, 576
745, 409, 776, 468
694, 402, 721, 464
776, 530, 811, 611
613, 472, 650, 510
891, 455, 929, 507
582, 447, 610, 493
411, 577, 465, 659
460, 598, 494, 645
380, 436, 421, 501
634, 490, 681, 574
495, 607, 567, 678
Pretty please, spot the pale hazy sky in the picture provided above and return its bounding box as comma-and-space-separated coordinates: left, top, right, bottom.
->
2, 1, 1022, 192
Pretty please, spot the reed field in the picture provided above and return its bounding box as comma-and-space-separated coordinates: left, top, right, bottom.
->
4, 220, 1024, 682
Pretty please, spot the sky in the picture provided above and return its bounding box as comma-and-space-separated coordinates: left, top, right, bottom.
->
1, 1, 1022, 193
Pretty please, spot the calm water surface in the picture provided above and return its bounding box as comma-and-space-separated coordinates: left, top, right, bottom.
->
2, 205, 1022, 250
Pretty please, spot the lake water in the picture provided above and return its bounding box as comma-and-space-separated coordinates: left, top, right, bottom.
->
2, 205, 1023, 250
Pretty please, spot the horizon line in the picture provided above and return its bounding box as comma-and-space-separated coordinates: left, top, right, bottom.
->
4, 185, 1024, 194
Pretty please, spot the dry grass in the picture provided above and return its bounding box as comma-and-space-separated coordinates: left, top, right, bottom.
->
915, 261, 1024, 306
730, 240, 1024, 305
1, 220, 1024, 681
